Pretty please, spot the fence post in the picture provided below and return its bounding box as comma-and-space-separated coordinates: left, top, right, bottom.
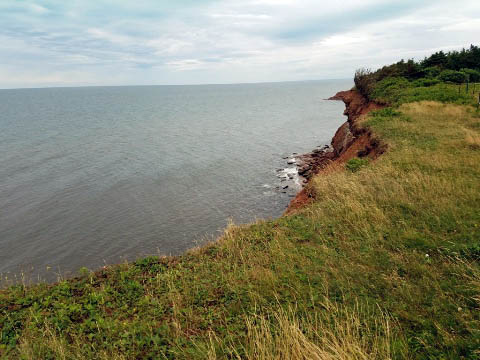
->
466, 80, 469, 94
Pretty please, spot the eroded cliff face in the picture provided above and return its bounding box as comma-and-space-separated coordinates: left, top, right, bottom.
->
330, 89, 386, 161
286, 90, 386, 213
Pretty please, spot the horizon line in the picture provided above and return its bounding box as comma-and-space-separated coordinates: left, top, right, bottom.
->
0, 77, 352, 91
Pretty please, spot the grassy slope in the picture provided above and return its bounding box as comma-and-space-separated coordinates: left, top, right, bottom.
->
1, 85, 480, 359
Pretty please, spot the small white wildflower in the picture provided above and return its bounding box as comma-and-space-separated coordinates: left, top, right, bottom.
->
458, 307, 462, 312
425, 254, 429, 258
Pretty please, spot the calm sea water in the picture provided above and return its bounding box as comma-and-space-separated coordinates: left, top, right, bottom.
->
0, 80, 350, 281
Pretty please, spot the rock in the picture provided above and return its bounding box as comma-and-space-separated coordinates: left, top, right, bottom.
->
325, 151, 335, 159
331, 121, 354, 156
282, 185, 289, 189
298, 165, 311, 175
287, 173, 294, 179
287, 159, 296, 164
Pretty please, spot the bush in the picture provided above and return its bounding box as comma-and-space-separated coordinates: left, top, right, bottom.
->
421, 66, 441, 78
346, 158, 369, 172
354, 68, 376, 99
438, 70, 467, 84
374, 59, 423, 81
370, 77, 410, 104
460, 68, 480, 82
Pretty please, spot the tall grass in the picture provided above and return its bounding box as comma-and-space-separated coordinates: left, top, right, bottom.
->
237, 299, 394, 360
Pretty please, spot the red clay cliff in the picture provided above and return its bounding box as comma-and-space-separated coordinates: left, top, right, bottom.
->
286, 89, 386, 213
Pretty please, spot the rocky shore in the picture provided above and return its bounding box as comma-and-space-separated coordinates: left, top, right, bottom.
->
285, 89, 386, 213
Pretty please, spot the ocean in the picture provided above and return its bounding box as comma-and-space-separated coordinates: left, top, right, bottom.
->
0, 80, 351, 282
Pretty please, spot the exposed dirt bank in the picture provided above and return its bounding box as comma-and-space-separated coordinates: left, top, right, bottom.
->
286, 90, 386, 213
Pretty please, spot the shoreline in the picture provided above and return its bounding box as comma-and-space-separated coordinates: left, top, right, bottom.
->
0, 88, 377, 287
286, 89, 386, 213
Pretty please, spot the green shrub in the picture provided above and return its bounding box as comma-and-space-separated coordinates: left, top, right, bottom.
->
460, 68, 480, 82
375, 59, 423, 81
438, 70, 467, 84
421, 66, 441, 78
354, 68, 376, 99
346, 158, 369, 172
370, 77, 410, 103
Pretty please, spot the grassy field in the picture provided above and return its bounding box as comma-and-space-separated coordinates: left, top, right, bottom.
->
1, 86, 480, 358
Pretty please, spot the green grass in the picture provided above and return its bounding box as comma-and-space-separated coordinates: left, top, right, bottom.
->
1, 98, 480, 358
370, 77, 477, 106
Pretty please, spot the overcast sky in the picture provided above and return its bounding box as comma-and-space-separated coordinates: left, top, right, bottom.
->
1, 0, 479, 89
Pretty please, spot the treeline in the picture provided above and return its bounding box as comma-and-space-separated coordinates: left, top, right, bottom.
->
355, 45, 480, 100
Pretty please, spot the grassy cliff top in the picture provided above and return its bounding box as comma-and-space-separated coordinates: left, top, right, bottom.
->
1, 76, 480, 358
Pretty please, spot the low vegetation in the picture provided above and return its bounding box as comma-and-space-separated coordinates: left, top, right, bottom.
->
355, 44, 480, 102
345, 158, 369, 172
1, 49, 480, 359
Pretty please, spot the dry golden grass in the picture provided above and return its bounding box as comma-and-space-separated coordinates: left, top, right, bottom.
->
463, 127, 480, 149
204, 297, 395, 360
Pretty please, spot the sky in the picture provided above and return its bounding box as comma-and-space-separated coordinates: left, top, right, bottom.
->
1, 0, 479, 89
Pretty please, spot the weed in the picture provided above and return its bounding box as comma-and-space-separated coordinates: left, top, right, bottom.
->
345, 158, 369, 172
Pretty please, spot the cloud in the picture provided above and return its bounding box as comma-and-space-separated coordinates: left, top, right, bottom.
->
0, 0, 478, 88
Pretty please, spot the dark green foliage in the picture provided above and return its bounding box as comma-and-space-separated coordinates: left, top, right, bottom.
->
461, 68, 480, 82
438, 70, 467, 84
421, 45, 480, 71
373, 59, 423, 82
421, 50, 448, 68
354, 68, 375, 99
420, 66, 441, 78
354, 44, 480, 102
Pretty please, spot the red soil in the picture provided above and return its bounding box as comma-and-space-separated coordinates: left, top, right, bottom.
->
285, 90, 386, 214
